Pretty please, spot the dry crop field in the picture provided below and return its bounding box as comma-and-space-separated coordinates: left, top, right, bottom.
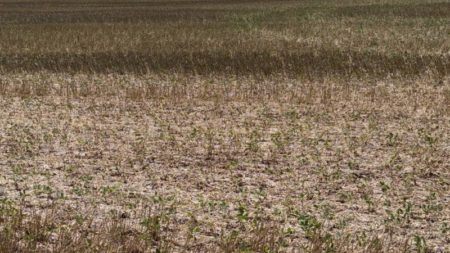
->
0, 0, 449, 252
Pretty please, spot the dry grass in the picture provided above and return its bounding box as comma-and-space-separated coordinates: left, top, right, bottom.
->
0, 0, 449, 77
0, 0, 449, 252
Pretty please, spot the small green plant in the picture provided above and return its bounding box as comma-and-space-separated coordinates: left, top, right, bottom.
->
441, 223, 450, 234
72, 187, 87, 196
386, 132, 399, 147
385, 200, 413, 225
418, 128, 438, 147
421, 192, 443, 215
363, 193, 375, 213
237, 203, 249, 222
226, 159, 239, 170
100, 185, 118, 196
296, 213, 321, 237
246, 130, 261, 153
271, 131, 286, 150
413, 235, 428, 253
33, 184, 53, 196
379, 181, 390, 193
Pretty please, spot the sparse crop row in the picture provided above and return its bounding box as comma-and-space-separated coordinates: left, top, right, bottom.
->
0, 1, 448, 77
1, 49, 448, 77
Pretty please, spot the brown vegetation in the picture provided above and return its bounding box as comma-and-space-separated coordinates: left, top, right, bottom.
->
0, 0, 449, 252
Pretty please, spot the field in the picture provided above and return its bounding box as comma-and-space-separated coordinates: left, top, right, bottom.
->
0, 0, 449, 252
